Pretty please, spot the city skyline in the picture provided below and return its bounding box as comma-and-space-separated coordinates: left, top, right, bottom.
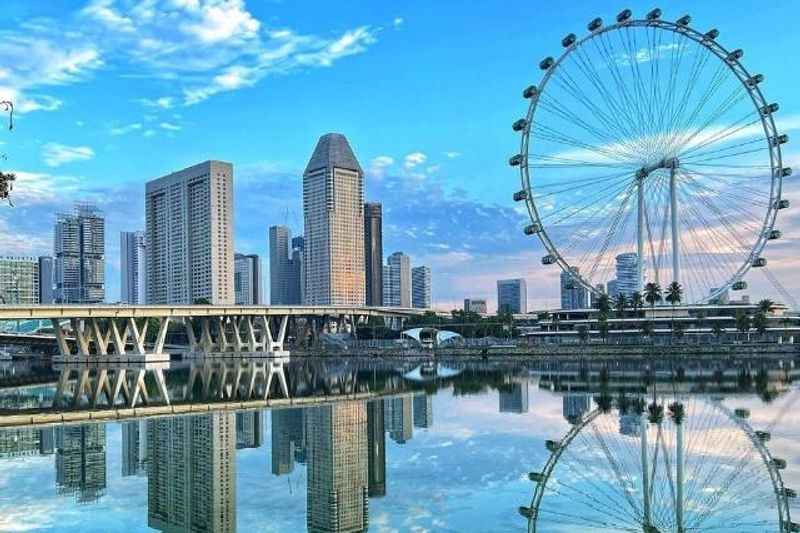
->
1, 1, 799, 310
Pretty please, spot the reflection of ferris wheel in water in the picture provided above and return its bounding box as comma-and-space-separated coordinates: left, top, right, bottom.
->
511, 8, 791, 303
519, 396, 798, 532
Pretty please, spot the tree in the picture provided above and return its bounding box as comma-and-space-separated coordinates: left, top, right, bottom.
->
615, 293, 627, 319
597, 313, 610, 344
596, 293, 611, 315
757, 298, 774, 314
193, 297, 211, 305
753, 312, 768, 338
735, 311, 751, 342
641, 320, 654, 341
577, 324, 589, 345
712, 321, 724, 343
631, 291, 644, 317
644, 282, 662, 309
665, 281, 683, 341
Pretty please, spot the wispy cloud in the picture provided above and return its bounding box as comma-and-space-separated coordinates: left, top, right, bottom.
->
138, 96, 173, 109
110, 122, 142, 135
159, 122, 181, 131
404, 151, 427, 169
41, 143, 95, 167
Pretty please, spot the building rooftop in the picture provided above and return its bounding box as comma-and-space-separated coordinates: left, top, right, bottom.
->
304, 133, 362, 175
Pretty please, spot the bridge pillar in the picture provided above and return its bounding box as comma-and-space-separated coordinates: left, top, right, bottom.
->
53, 362, 171, 408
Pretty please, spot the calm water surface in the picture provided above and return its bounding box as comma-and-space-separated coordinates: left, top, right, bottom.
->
0, 357, 798, 532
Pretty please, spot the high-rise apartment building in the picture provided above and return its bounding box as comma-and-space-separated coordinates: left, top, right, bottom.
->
499, 382, 529, 414
0, 257, 39, 304
384, 395, 413, 444
235, 411, 263, 449
54, 203, 105, 303
269, 225, 291, 304
55, 424, 107, 503
121, 231, 146, 304
366, 399, 386, 498
364, 202, 383, 307
121, 421, 147, 477
497, 278, 527, 314
305, 402, 369, 533
383, 252, 411, 308
38, 256, 54, 304
145, 160, 234, 305
303, 133, 365, 305
560, 267, 588, 309
147, 413, 236, 533
413, 392, 433, 429
614, 252, 640, 298
464, 298, 487, 314
289, 236, 304, 305
234, 253, 261, 305
271, 408, 305, 476
411, 266, 431, 309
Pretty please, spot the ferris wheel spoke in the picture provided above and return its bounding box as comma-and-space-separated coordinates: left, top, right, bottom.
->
677, 115, 763, 160
538, 94, 623, 148
532, 169, 633, 192
537, 507, 642, 531
533, 123, 636, 162
672, 83, 750, 156
540, 176, 635, 225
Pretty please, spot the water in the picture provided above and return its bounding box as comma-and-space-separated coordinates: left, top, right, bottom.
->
0, 356, 798, 532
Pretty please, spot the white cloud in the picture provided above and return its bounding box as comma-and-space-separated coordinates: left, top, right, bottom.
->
41, 143, 95, 167
138, 96, 174, 109
110, 122, 142, 135
159, 122, 181, 131
143, 129, 156, 137
404, 152, 427, 169
393, 17, 405, 28
444, 151, 462, 159
372, 155, 394, 168
177, 0, 261, 44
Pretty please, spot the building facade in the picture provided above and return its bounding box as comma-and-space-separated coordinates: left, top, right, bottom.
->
497, 278, 527, 313
0, 257, 39, 304
269, 225, 291, 305
364, 202, 383, 307
121, 231, 146, 304
613, 252, 640, 298
54, 204, 105, 304
289, 236, 304, 305
560, 267, 588, 310
366, 399, 386, 498
383, 252, 411, 308
38, 256, 54, 304
145, 160, 234, 305
464, 298, 487, 314
234, 253, 261, 305
411, 266, 431, 309
303, 133, 365, 305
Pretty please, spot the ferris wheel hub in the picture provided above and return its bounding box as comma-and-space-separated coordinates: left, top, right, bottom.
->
636, 157, 680, 179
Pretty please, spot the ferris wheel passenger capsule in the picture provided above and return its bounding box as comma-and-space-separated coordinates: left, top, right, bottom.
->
528, 472, 545, 483
524, 223, 542, 235
512, 118, 528, 132
513, 190, 528, 202
545, 439, 561, 452
539, 57, 555, 70
509, 154, 523, 166
771, 134, 788, 146
781, 488, 797, 498
772, 458, 787, 470
762, 102, 779, 115
676, 14, 691, 26
747, 74, 764, 87
752, 257, 767, 267
587, 17, 603, 32
734, 408, 751, 419
726, 49, 744, 62
789, 522, 800, 532
518, 506, 535, 519
732, 281, 748, 290
777, 199, 790, 209
616, 9, 632, 23
542, 254, 557, 265
646, 8, 662, 20
561, 33, 576, 47
780, 167, 792, 177
767, 229, 782, 240
523, 85, 538, 99
755, 430, 771, 441
704, 28, 720, 41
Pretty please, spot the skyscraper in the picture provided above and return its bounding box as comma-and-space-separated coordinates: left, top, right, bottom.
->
0, 257, 38, 304
55, 203, 105, 303
145, 160, 234, 305
366, 400, 386, 498
497, 278, 527, 313
384, 396, 413, 444
412, 393, 433, 428
289, 236, 305, 304
147, 413, 236, 533
38, 256, 54, 304
560, 267, 588, 309
121, 231, 146, 304
303, 133, 365, 305
614, 252, 640, 298
383, 252, 411, 308
235, 411, 263, 449
305, 402, 369, 533
499, 382, 529, 414
411, 265, 431, 309
269, 225, 291, 304
234, 253, 261, 305
121, 421, 147, 477
364, 202, 383, 307
55, 424, 107, 503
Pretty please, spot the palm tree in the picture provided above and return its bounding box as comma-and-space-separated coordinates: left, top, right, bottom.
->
598, 313, 609, 344
665, 281, 683, 342
631, 291, 644, 317
644, 282, 662, 309
712, 321, 724, 343
596, 293, 611, 315
753, 311, 768, 338
641, 320, 654, 343
577, 325, 589, 345
615, 293, 627, 319
757, 298, 774, 314
736, 311, 751, 342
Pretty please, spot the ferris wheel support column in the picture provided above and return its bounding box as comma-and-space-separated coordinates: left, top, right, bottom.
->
677, 420, 685, 533
670, 165, 680, 285
641, 414, 652, 529
637, 177, 645, 290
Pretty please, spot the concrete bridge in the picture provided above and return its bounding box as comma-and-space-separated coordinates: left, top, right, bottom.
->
0, 304, 423, 362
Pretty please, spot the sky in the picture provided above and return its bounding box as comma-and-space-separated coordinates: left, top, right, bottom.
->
1, 0, 799, 310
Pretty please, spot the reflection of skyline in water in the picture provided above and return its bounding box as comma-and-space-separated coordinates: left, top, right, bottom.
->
0, 358, 797, 532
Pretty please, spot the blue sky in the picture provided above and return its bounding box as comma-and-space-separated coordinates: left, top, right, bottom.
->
1, 0, 799, 309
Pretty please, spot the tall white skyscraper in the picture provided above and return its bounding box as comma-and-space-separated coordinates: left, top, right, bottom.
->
234, 253, 261, 305
383, 252, 411, 308
411, 265, 431, 309
497, 278, 527, 313
54, 203, 105, 304
145, 160, 234, 304
614, 253, 640, 298
561, 267, 588, 309
121, 231, 146, 304
303, 133, 365, 305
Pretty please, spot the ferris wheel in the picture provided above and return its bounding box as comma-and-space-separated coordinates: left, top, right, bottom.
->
511, 8, 790, 303
519, 395, 798, 532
